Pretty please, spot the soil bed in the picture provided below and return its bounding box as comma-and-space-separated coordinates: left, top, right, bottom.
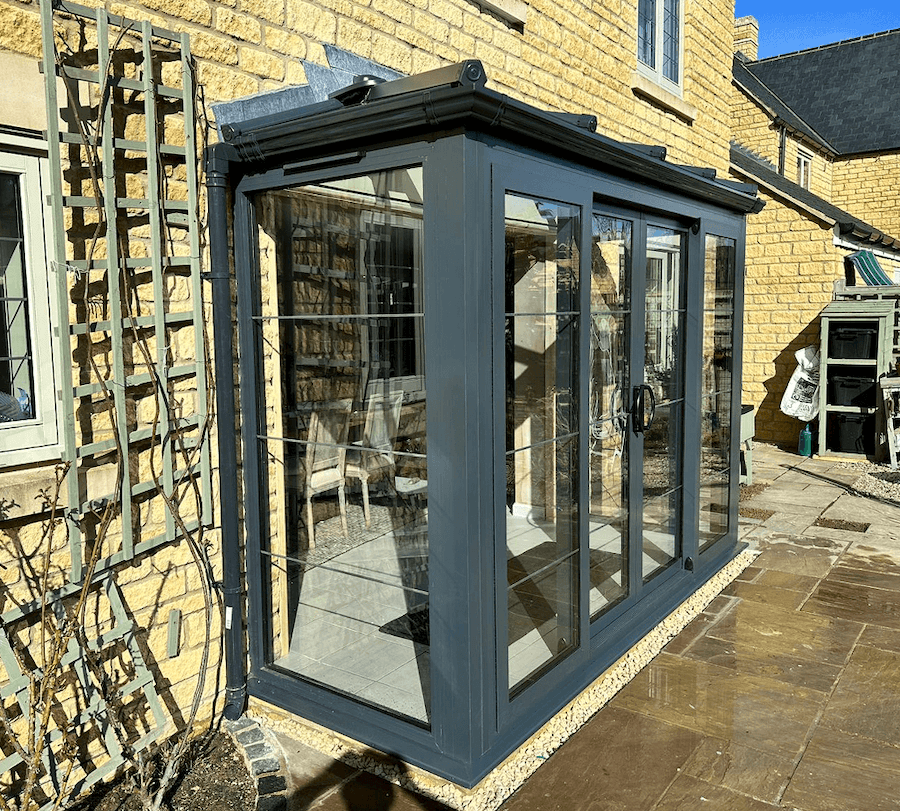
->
70, 731, 255, 811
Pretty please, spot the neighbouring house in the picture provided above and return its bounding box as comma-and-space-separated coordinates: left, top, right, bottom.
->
0, 0, 761, 804
730, 17, 900, 449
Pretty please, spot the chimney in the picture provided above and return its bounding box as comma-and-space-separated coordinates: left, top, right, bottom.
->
734, 16, 759, 61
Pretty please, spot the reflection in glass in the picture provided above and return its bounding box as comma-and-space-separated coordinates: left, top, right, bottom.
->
505, 193, 580, 694
255, 167, 431, 725
0, 172, 34, 423
700, 236, 736, 550
642, 226, 684, 581
589, 216, 630, 618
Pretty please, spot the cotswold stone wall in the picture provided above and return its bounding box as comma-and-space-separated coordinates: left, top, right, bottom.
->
730, 86, 779, 165
832, 152, 900, 241
736, 187, 840, 446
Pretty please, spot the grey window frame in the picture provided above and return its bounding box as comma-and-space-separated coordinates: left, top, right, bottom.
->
0, 141, 60, 465
636, 0, 684, 93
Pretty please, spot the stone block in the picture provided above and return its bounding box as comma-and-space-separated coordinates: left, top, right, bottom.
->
258, 774, 287, 795
0, 4, 42, 59
257, 794, 286, 811
216, 8, 262, 43
265, 28, 306, 60
251, 756, 281, 775
286, 0, 337, 41
242, 0, 285, 25
190, 31, 239, 65
241, 48, 285, 80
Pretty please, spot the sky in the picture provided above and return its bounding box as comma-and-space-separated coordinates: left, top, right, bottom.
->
734, 0, 900, 59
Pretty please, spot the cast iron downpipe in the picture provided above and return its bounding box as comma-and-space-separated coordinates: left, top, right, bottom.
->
205, 142, 246, 721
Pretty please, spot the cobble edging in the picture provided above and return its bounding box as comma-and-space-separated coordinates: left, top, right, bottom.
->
224, 717, 290, 811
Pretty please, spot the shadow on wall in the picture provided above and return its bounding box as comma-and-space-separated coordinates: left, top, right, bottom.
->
758, 316, 821, 449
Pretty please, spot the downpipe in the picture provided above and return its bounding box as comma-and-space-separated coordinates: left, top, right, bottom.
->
205, 142, 246, 721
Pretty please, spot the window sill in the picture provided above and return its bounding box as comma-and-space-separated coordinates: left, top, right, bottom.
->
477, 0, 527, 26
630, 72, 697, 123
0, 464, 64, 522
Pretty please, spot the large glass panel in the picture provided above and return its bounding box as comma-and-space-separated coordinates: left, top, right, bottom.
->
589, 216, 630, 618
255, 167, 431, 725
642, 226, 684, 581
0, 172, 35, 424
505, 193, 580, 695
700, 236, 736, 551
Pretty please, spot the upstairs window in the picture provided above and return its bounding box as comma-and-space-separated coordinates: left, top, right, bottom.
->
637, 0, 682, 88
797, 149, 812, 190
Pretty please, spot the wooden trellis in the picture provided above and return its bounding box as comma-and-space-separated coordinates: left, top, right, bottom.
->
0, 577, 166, 810
39, 0, 210, 583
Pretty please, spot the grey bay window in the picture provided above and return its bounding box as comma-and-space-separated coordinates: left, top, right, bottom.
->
214, 62, 758, 787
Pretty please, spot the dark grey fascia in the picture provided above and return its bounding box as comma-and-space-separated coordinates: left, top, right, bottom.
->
222, 60, 762, 216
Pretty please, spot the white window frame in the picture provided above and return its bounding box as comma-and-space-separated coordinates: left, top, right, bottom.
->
636, 0, 685, 94
797, 148, 812, 190
0, 141, 60, 465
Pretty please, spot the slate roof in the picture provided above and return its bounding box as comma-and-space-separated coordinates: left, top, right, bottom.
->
732, 57, 834, 154
730, 143, 900, 250
742, 29, 900, 155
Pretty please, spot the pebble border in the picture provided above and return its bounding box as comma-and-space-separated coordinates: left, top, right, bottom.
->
224, 717, 290, 811
248, 548, 757, 811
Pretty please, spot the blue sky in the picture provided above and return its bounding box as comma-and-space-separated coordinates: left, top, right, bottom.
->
734, 0, 900, 59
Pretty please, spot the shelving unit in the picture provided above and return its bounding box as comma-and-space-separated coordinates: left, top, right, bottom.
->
818, 299, 900, 458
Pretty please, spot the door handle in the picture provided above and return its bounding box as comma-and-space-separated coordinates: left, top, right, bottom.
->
632, 384, 656, 434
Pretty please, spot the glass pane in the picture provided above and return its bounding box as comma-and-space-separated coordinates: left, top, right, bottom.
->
508, 553, 578, 692
700, 236, 736, 551
590, 215, 630, 618
662, 0, 680, 82
642, 491, 678, 578
255, 166, 431, 725
643, 226, 684, 581
589, 422, 628, 615
506, 315, 579, 449
638, 0, 656, 68
0, 172, 34, 423
505, 193, 580, 695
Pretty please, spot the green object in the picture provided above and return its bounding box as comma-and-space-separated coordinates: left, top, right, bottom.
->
799, 423, 813, 457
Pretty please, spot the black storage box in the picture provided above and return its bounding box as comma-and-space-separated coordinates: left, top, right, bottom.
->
828, 323, 878, 359
827, 412, 875, 454
828, 372, 876, 407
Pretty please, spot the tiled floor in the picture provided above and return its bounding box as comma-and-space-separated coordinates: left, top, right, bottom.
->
279, 445, 900, 810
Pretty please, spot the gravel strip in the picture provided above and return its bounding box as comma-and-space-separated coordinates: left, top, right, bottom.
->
835, 460, 900, 502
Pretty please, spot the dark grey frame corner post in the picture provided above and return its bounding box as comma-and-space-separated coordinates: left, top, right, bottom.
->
205, 141, 247, 721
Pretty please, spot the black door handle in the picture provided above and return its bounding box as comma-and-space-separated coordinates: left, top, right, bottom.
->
632, 384, 657, 434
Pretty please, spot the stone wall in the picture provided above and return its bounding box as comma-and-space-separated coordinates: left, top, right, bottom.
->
738, 187, 840, 446
832, 152, 900, 240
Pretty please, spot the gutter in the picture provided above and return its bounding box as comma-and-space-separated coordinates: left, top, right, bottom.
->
224, 61, 762, 215
205, 141, 247, 721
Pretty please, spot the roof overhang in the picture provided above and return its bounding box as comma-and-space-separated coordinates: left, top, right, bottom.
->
731, 145, 900, 252
220, 61, 763, 215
